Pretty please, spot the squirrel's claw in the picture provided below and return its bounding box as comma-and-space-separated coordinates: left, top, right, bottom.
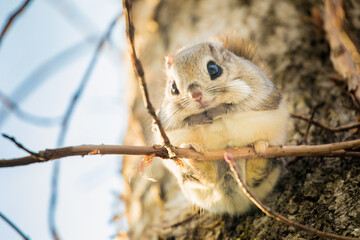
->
253, 140, 269, 154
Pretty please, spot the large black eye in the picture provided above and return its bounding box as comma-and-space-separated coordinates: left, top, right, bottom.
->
207, 61, 222, 80
171, 80, 179, 95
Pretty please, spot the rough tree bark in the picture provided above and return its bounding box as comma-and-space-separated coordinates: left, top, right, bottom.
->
121, 0, 360, 239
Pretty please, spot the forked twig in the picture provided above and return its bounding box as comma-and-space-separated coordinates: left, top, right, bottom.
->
0, 0, 33, 47
224, 152, 359, 240
122, 0, 176, 158
2, 134, 39, 157
0, 212, 30, 240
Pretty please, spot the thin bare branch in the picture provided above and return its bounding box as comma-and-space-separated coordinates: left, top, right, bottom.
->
224, 152, 359, 240
122, 0, 175, 158
291, 113, 360, 132
0, 212, 30, 240
48, 12, 123, 240
0, 0, 33, 47
302, 104, 323, 144
2, 133, 39, 157
1, 139, 360, 168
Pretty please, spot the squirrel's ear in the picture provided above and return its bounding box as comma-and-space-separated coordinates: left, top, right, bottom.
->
209, 42, 226, 58
165, 54, 174, 69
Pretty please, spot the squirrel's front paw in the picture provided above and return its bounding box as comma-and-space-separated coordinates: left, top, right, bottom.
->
205, 104, 228, 120
179, 143, 216, 185
180, 143, 207, 155
185, 112, 213, 127
253, 140, 269, 154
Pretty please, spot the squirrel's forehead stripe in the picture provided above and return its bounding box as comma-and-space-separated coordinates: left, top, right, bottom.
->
173, 45, 211, 70
175, 43, 210, 59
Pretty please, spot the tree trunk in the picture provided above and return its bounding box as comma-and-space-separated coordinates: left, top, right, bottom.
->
121, 0, 360, 239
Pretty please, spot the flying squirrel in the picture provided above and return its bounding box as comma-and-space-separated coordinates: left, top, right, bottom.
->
156, 35, 289, 215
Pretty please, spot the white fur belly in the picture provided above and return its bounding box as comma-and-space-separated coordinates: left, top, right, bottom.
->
167, 104, 288, 150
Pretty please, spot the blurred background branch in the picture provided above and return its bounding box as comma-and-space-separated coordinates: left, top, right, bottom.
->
0, 35, 98, 127
49, 12, 123, 240
0, 1, 127, 239
0, 90, 62, 126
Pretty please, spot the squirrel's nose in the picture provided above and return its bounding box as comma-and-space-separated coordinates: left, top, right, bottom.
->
191, 90, 203, 102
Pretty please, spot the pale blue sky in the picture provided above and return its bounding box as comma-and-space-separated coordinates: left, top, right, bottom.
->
0, 0, 128, 239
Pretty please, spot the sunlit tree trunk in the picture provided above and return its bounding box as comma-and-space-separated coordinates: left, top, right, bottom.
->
121, 0, 360, 239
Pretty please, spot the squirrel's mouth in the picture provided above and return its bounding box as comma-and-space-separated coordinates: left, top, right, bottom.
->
196, 101, 210, 109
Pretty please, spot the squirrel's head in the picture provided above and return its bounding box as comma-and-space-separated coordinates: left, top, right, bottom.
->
160, 36, 277, 130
